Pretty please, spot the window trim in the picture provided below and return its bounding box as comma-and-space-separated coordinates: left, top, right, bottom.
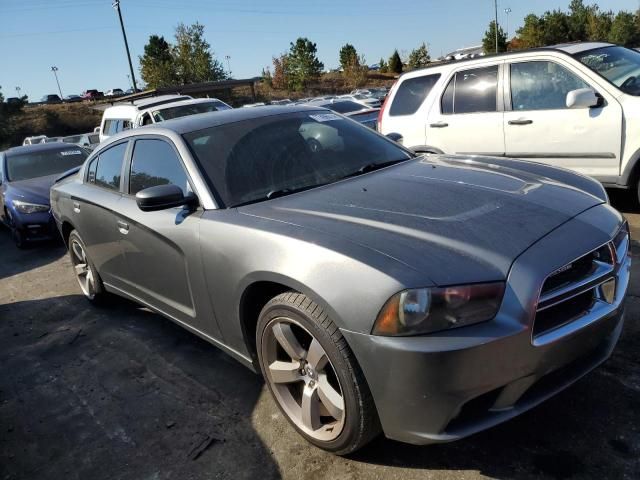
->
123, 135, 199, 206
506, 59, 600, 113
84, 139, 131, 193
440, 63, 505, 116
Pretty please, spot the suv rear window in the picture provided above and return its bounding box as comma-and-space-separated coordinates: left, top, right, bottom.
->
389, 74, 441, 116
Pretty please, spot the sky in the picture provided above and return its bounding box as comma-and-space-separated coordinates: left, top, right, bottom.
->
0, 0, 638, 100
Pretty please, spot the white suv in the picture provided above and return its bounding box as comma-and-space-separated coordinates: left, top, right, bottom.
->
378, 42, 640, 196
99, 95, 232, 142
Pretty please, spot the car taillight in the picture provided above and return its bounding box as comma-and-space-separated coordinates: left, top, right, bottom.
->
377, 81, 396, 132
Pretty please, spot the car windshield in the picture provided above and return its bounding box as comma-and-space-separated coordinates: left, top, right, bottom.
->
6, 148, 88, 181
575, 46, 640, 95
152, 101, 230, 122
184, 111, 412, 207
63, 135, 82, 143
353, 94, 368, 100
325, 101, 367, 114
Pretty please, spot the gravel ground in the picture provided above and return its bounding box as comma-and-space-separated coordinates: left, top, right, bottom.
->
1, 192, 639, 480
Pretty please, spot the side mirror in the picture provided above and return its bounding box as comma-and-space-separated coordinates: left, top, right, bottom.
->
566, 88, 600, 109
386, 132, 404, 144
135, 184, 197, 212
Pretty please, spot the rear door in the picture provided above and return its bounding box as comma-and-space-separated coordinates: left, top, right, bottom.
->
503, 58, 622, 178
425, 63, 505, 156
72, 141, 130, 289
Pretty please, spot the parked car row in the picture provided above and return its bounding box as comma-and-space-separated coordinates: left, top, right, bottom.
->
22, 133, 99, 149
2, 42, 632, 457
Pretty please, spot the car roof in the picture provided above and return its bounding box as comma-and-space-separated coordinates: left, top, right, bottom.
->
151, 97, 227, 110
118, 105, 327, 137
4, 142, 87, 157
552, 41, 613, 54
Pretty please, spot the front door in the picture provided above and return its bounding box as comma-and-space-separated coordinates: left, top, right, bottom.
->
425, 63, 505, 156
503, 59, 622, 179
115, 137, 215, 335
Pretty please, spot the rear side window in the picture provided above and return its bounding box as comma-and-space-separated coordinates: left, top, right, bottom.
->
389, 74, 441, 116
103, 119, 133, 136
94, 142, 127, 190
129, 139, 189, 195
441, 66, 499, 114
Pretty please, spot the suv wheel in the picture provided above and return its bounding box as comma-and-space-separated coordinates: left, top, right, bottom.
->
257, 291, 380, 454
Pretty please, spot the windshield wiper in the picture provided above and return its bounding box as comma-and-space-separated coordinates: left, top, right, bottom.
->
341, 158, 409, 179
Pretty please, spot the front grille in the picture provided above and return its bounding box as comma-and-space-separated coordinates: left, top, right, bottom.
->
533, 223, 629, 341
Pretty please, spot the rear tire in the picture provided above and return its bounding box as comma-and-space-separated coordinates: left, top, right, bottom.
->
256, 291, 380, 454
68, 230, 106, 304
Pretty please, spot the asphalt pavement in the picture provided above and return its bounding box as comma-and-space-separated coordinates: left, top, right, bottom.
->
1, 192, 639, 480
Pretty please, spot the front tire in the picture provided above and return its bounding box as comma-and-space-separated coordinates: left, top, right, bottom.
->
68, 230, 105, 304
257, 292, 380, 454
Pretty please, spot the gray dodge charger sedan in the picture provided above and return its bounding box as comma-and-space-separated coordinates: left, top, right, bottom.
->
50, 106, 630, 454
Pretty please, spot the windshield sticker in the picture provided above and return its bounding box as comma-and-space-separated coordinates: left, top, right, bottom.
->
60, 150, 83, 156
310, 113, 342, 122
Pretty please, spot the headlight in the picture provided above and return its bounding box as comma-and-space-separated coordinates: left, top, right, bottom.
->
372, 282, 505, 336
12, 200, 49, 214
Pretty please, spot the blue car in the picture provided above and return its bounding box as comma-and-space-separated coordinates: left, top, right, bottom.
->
0, 143, 89, 247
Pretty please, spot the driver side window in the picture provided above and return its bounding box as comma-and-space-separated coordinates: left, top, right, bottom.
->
510, 61, 591, 111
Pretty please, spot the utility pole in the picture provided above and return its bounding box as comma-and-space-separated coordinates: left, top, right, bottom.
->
112, 0, 138, 92
494, 0, 499, 53
15, 86, 21, 97
51, 66, 63, 99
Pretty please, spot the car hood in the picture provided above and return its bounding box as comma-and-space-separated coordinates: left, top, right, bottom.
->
6, 174, 58, 205
239, 156, 604, 286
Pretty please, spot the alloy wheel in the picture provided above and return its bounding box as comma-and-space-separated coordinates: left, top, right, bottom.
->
70, 239, 96, 299
262, 317, 346, 441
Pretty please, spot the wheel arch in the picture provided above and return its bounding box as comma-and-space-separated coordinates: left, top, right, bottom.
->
409, 145, 445, 155
60, 220, 75, 247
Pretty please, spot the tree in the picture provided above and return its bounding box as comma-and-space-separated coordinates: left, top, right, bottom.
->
388, 50, 403, 74
287, 37, 324, 91
343, 54, 369, 88
407, 42, 430, 70
379, 57, 388, 73
568, 0, 590, 41
609, 11, 639, 46
517, 14, 545, 48
139, 35, 176, 89
339, 43, 358, 71
272, 54, 291, 90
261, 67, 273, 87
540, 9, 570, 45
173, 22, 226, 85
482, 20, 508, 53
587, 8, 614, 41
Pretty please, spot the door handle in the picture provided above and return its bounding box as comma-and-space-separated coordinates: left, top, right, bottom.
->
508, 119, 533, 125
117, 220, 129, 235
72, 201, 80, 213
430, 121, 449, 128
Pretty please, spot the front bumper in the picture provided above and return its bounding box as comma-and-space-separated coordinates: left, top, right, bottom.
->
10, 209, 58, 242
342, 204, 630, 445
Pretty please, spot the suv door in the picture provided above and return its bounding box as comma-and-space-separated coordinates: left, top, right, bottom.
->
73, 141, 130, 289
116, 137, 217, 336
426, 63, 505, 156
503, 59, 622, 179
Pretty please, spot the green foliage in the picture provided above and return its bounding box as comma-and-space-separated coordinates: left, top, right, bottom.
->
379, 57, 388, 73
173, 23, 226, 84
140, 23, 226, 89
483, 21, 508, 53
287, 38, 324, 91
139, 35, 176, 89
339, 43, 358, 71
388, 50, 403, 74
272, 54, 291, 91
609, 11, 638, 46
261, 67, 273, 87
407, 43, 430, 70
514, 1, 640, 48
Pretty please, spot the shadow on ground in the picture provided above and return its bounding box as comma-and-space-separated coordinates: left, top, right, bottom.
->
0, 228, 65, 281
0, 295, 281, 480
